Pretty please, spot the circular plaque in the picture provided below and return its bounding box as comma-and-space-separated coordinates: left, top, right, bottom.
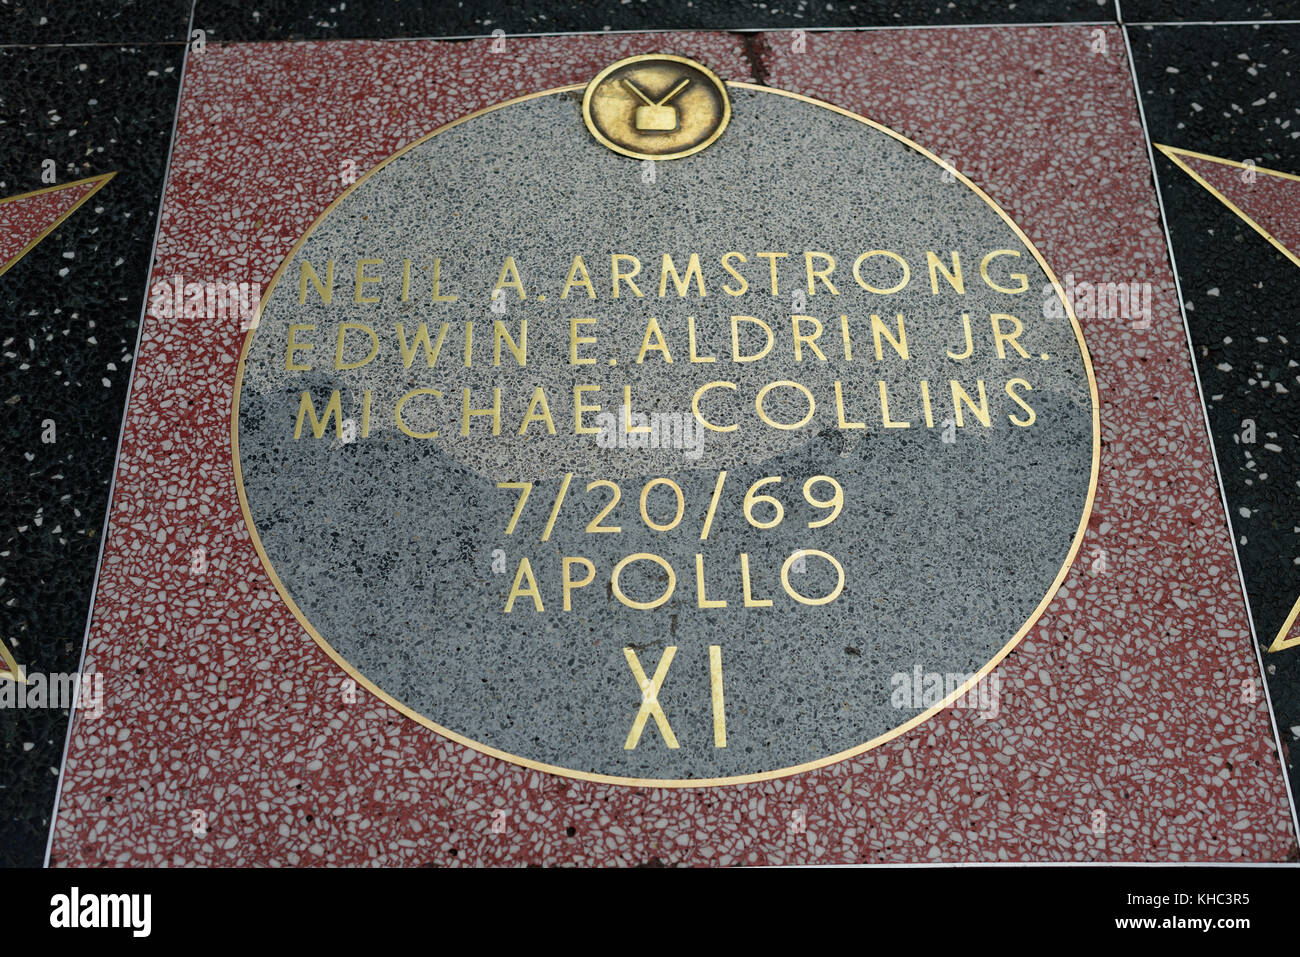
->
233, 74, 1099, 786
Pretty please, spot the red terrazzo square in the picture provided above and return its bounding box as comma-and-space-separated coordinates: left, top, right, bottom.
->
48, 27, 1295, 866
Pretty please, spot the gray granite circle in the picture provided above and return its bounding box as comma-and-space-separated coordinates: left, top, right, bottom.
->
235, 86, 1097, 783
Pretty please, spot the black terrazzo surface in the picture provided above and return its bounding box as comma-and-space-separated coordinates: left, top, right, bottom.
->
0, 1, 191, 43
1122, 1, 1291, 23
7, 0, 1278, 47
2, 1, 1297, 867
19, 0, 1280, 47
190, 0, 1113, 42
1129, 22, 1300, 803
0, 43, 182, 867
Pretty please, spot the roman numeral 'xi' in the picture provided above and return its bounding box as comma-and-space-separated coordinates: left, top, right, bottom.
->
623, 645, 726, 750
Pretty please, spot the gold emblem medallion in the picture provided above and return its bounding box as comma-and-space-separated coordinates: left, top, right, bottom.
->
582, 54, 731, 160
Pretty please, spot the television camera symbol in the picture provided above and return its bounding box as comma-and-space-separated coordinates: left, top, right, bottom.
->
625, 77, 691, 132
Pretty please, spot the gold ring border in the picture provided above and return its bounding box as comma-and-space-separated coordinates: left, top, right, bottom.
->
580, 54, 732, 161
231, 80, 1102, 789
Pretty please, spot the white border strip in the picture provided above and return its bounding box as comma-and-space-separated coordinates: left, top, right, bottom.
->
1127, 19, 1300, 26
164, 17, 1300, 46
801, 861, 1300, 868
33, 7, 1300, 866
4, 14, 1297, 51
247, 21, 1119, 46
1120, 21, 1300, 846
41, 0, 199, 869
